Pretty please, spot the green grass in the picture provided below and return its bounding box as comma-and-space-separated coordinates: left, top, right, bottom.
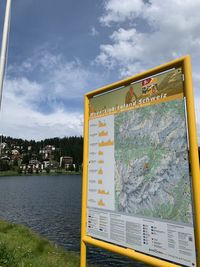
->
0, 220, 80, 267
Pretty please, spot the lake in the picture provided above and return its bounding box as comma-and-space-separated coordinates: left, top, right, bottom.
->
0, 175, 148, 267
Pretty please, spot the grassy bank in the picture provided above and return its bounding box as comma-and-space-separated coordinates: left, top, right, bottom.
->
0, 170, 20, 177
0, 220, 80, 267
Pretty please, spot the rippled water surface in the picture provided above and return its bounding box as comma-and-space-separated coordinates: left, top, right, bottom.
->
0, 175, 148, 267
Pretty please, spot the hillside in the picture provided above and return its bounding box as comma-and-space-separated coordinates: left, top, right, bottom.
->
0, 136, 83, 172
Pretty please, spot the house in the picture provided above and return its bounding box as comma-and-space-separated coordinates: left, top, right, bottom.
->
39, 145, 55, 160
11, 149, 19, 156
0, 142, 10, 158
29, 159, 42, 169
42, 160, 49, 169
1, 155, 10, 161
0, 142, 8, 150
60, 156, 73, 168
21, 160, 43, 173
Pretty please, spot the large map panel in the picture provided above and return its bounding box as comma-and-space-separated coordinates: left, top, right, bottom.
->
114, 99, 192, 224
86, 68, 196, 267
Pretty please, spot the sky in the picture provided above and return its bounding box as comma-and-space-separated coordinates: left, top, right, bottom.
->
0, 0, 199, 142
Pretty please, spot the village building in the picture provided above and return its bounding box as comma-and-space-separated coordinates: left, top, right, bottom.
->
60, 156, 73, 168
39, 145, 55, 160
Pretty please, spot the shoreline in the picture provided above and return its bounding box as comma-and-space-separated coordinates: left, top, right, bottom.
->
0, 170, 82, 177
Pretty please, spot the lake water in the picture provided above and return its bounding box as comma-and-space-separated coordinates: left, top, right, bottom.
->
0, 175, 148, 267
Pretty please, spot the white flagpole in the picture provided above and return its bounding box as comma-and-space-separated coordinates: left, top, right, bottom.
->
0, 0, 12, 111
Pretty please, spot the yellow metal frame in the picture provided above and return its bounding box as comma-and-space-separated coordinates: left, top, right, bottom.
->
81, 55, 200, 267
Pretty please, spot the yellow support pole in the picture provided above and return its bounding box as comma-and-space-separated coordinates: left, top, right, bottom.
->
183, 55, 200, 267
83, 236, 181, 267
80, 241, 86, 267
80, 95, 89, 267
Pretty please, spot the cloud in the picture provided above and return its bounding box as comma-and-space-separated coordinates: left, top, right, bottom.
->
90, 26, 99, 36
96, 0, 200, 143
1, 76, 84, 141
97, 0, 200, 75
1, 49, 103, 140
0, 95, 83, 141
1, 1, 200, 143
8, 47, 106, 105
100, 0, 145, 26
8, 50, 91, 104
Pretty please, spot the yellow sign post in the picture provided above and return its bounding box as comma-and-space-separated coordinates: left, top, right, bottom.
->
81, 56, 200, 267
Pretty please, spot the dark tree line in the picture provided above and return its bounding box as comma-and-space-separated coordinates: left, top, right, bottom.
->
40, 136, 83, 163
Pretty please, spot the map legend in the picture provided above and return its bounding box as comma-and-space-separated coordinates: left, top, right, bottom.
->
88, 115, 115, 211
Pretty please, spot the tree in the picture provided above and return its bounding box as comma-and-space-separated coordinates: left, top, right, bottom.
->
0, 160, 10, 171
22, 154, 30, 164
68, 164, 74, 172
75, 163, 80, 172
13, 159, 18, 167
45, 167, 50, 174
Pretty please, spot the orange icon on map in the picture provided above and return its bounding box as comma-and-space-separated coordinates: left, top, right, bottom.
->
98, 160, 104, 164
99, 140, 114, 147
98, 151, 104, 155
98, 121, 106, 127
98, 200, 105, 206
98, 168, 103, 175
98, 179, 103, 184
99, 131, 108, 137
98, 189, 109, 195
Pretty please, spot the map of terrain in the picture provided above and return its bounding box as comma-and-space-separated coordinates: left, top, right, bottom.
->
114, 99, 193, 224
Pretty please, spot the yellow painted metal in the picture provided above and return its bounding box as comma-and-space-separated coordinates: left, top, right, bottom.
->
80, 96, 89, 267
183, 55, 200, 266
83, 236, 181, 267
80, 55, 200, 267
80, 240, 86, 267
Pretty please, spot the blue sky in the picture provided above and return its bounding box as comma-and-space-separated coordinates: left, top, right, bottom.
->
0, 0, 200, 142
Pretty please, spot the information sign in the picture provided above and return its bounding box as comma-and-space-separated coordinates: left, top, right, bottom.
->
81, 56, 200, 267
